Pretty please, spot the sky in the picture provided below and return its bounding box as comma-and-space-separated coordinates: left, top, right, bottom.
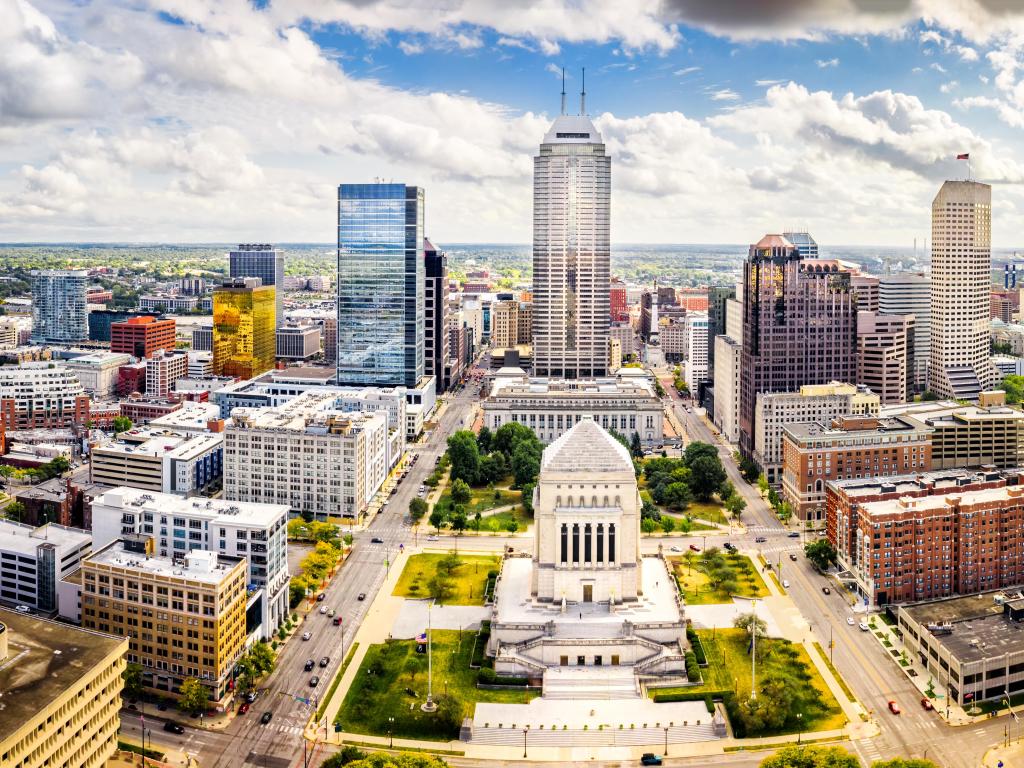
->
9, 2, 1024, 246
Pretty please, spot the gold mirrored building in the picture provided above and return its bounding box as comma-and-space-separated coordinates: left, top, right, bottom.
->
213, 277, 276, 380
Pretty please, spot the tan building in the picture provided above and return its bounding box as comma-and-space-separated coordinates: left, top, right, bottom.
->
492, 299, 532, 350
80, 537, 247, 706
851, 273, 880, 312
857, 311, 915, 404
0, 608, 127, 768
925, 405, 1024, 469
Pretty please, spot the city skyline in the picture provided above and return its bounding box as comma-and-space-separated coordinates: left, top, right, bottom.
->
8, 3, 1024, 246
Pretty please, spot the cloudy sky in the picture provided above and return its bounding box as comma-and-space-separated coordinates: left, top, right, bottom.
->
8, 1, 1024, 246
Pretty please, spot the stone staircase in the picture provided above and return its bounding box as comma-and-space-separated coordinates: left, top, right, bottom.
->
469, 722, 719, 747
542, 667, 640, 700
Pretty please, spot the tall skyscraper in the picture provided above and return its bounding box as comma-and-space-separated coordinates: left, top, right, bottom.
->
229, 244, 284, 329
337, 183, 424, 388
929, 180, 997, 400
704, 284, 737, 405
739, 235, 859, 459
424, 238, 449, 392
212, 278, 276, 380
30, 270, 88, 344
879, 272, 930, 391
532, 81, 610, 378
782, 230, 819, 258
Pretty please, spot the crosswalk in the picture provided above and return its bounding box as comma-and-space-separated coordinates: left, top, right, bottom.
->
856, 738, 884, 763
275, 724, 304, 736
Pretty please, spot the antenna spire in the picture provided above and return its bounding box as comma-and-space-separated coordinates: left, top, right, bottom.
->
580, 67, 586, 115
560, 67, 566, 115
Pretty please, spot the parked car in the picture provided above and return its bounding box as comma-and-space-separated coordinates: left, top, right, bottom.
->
370, 537, 384, 544
755, 536, 767, 543
319, 606, 328, 614
261, 711, 273, 725
238, 702, 250, 715
357, 592, 367, 601
640, 754, 664, 766
14, 605, 30, 613
782, 580, 790, 588
888, 700, 901, 715
309, 676, 320, 687
859, 622, 870, 631
921, 698, 934, 711
316, 593, 326, 602
333, 617, 342, 626
302, 632, 312, 641
327, 608, 335, 618
670, 546, 682, 552
304, 659, 315, 671
245, 691, 258, 704
822, 586, 831, 595
163, 722, 185, 734
426, 535, 439, 542
320, 656, 330, 667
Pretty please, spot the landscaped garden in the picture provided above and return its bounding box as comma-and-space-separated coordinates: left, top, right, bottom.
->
670, 548, 769, 605
336, 630, 538, 741
393, 552, 500, 605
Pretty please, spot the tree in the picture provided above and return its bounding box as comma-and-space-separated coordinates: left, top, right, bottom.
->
427, 573, 455, 602
759, 746, 859, 768
660, 515, 675, 533
476, 425, 493, 454
450, 510, 468, 534
662, 482, 692, 511
491, 422, 536, 459
511, 441, 542, 488
342, 751, 450, 768
756, 473, 769, 496
408, 497, 428, 521
122, 662, 144, 699
871, 761, 941, 768
450, 478, 472, 506
505, 519, 519, 533
726, 494, 747, 521
804, 539, 838, 572
1003, 375, 1024, 404
319, 745, 368, 767
48, 455, 70, 476
429, 509, 447, 534
687, 454, 728, 501
446, 431, 481, 485
113, 415, 133, 433
683, 441, 718, 467
3, 500, 25, 522
718, 479, 735, 502
439, 552, 462, 575
921, 389, 940, 402
629, 432, 644, 459
249, 641, 275, 675
733, 611, 767, 639
178, 677, 209, 714
520, 482, 535, 516
641, 517, 658, 534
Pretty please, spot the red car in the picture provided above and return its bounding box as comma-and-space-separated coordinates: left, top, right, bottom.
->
238, 702, 250, 715
920, 698, 934, 711
689, 544, 701, 552
888, 701, 901, 715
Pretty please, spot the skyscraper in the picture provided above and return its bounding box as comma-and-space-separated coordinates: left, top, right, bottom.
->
879, 272, 930, 391
424, 239, 449, 392
929, 180, 997, 400
337, 183, 424, 388
532, 79, 610, 378
212, 278, 276, 380
30, 270, 88, 344
739, 235, 859, 460
782, 230, 818, 258
229, 244, 284, 329
704, 284, 737, 405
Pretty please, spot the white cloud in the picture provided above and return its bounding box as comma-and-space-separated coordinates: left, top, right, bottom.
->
497, 36, 533, 51
955, 44, 979, 62
940, 80, 958, 93
545, 63, 565, 79
816, 57, 840, 68
755, 78, 786, 86
398, 39, 424, 55
708, 88, 741, 101
674, 66, 701, 76
930, 62, 947, 73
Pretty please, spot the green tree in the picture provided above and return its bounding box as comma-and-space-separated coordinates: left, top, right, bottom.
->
804, 539, 838, 572
122, 662, 144, 699
319, 745, 368, 767
476, 426, 493, 454
450, 510, 468, 534
733, 611, 768, 639
629, 431, 644, 459
446, 430, 481, 485
177, 677, 209, 714
756, 473, 769, 495
641, 517, 658, 534
481, 450, 509, 484
249, 641, 275, 675
662, 482, 692, 511
759, 746, 859, 768
450, 478, 472, 506
718, 479, 735, 501
520, 482, 535, 516
3, 500, 25, 522
505, 519, 519, 533
687, 454, 727, 501
871, 760, 941, 768
343, 750, 450, 768
921, 389, 939, 401
427, 573, 455, 603
429, 509, 447, 534
511, 441, 542, 488
112, 415, 132, 433
1002, 375, 1024, 404
726, 494, 747, 521
438, 552, 462, 575
491, 422, 536, 459
683, 441, 718, 466
47, 455, 70, 477
408, 497, 428, 521
660, 515, 675, 533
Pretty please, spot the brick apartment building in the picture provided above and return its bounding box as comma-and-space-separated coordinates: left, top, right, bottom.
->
110, 316, 176, 358
826, 468, 1024, 607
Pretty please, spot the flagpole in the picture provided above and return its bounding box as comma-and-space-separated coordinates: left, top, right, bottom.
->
421, 601, 437, 712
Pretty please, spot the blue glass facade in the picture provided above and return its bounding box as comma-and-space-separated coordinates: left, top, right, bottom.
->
336, 184, 425, 387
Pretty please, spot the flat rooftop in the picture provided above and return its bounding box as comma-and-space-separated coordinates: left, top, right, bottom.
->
828, 468, 1016, 502
784, 416, 927, 441
0, 520, 91, 556
903, 592, 1024, 664
860, 482, 1024, 517
96, 426, 222, 460
0, 609, 125, 744
148, 401, 222, 431
88, 542, 243, 585
94, 485, 288, 527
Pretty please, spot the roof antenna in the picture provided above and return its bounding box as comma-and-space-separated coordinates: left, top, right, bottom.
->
580, 67, 586, 115
560, 67, 566, 115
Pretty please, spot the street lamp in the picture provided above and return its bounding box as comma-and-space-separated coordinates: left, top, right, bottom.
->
523, 724, 530, 758
388, 716, 395, 749
796, 713, 803, 744
663, 725, 669, 756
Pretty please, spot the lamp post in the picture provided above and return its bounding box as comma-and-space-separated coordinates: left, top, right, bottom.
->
421, 601, 437, 712
523, 725, 529, 758
388, 716, 395, 749
796, 713, 803, 744
663, 725, 669, 756
750, 599, 758, 700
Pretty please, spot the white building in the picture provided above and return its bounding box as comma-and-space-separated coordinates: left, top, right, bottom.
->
930, 181, 997, 399
276, 325, 321, 360
713, 336, 742, 443
683, 312, 709, 394
483, 368, 663, 444
0, 520, 91, 613
65, 352, 131, 398
149, 400, 223, 433
188, 350, 213, 377
224, 392, 390, 520
139, 295, 198, 313
89, 426, 223, 496
30, 270, 88, 344
0, 363, 86, 429
90, 486, 289, 639
145, 350, 188, 397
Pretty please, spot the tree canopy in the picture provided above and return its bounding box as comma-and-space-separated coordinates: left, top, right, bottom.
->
759, 746, 859, 768
1002, 375, 1024, 404
804, 539, 838, 572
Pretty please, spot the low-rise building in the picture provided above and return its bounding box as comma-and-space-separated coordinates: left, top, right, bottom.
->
81, 538, 247, 705
188, 350, 214, 377
148, 400, 225, 434
0, 363, 89, 430
89, 426, 223, 495
110, 316, 176, 358
65, 352, 132, 398
276, 325, 322, 360
482, 369, 663, 443
139, 294, 198, 313
90, 487, 289, 639
118, 395, 183, 423
0, 608, 127, 768
0, 520, 91, 612
192, 326, 213, 351
145, 349, 188, 397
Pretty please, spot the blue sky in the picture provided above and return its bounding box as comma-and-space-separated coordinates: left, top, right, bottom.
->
5, 1, 1024, 246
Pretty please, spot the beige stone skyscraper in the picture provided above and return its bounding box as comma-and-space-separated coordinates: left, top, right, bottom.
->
929, 180, 997, 400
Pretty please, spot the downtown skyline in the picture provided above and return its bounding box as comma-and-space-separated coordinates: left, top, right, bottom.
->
8, 2, 1024, 246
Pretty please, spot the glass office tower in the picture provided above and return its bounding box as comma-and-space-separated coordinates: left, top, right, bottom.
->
212, 278, 276, 380
229, 244, 285, 329
336, 184, 425, 388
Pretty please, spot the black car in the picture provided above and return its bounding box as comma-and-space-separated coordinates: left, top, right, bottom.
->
319, 656, 330, 667
304, 659, 315, 671
316, 593, 326, 602
723, 542, 735, 551
261, 711, 273, 725
163, 722, 185, 734
309, 676, 320, 687
787, 531, 800, 538
641, 754, 663, 766
357, 592, 367, 601
370, 537, 384, 544
754, 536, 767, 543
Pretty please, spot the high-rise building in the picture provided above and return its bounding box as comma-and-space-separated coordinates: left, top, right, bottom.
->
609, 279, 629, 322
739, 235, 859, 459
145, 349, 189, 397
229, 244, 284, 329
929, 180, 997, 400
110, 316, 176, 358
857, 311, 915, 404
683, 312, 709, 394
531, 86, 610, 378
782, 230, 818, 258
851, 273, 880, 312
424, 239, 449, 391
879, 272, 931, 391
705, 285, 736, 400
30, 270, 88, 344
337, 183, 424, 388
639, 292, 659, 343
212, 278, 276, 381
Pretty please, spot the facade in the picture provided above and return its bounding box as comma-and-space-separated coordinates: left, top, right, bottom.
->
930, 181, 997, 399
212, 278, 276, 380
110, 316, 176, 358
781, 415, 932, 521
782, 230, 818, 257
492, 299, 533, 349
139, 294, 198, 313
879, 272, 931, 391
65, 352, 131, 398
224, 392, 389, 520
483, 370, 663, 443
0, 520, 92, 612
192, 326, 213, 352
337, 183, 424, 388
610, 279, 629, 322
145, 349, 189, 397
89, 310, 156, 342
118, 396, 183, 424
753, 382, 880, 485
81, 539, 247, 704
321, 317, 337, 364
531, 103, 610, 379
713, 335, 742, 443
851, 274, 880, 312
276, 325, 322, 360
180, 276, 206, 295
30, 270, 88, 344
0, 364, 89, 430
229, 244, 285, 329
683, 312, 709, 394
922, 405, 1024, 469
0, 609, 127, 768
608, 321, 634, 359
856, 311, 915, 404
639, 292, 659, 343
90, 487, 290, 639
705, 285, 736, 399
424, 239, 449, 391
739, 236, 859, 460
89, 427, 223, 496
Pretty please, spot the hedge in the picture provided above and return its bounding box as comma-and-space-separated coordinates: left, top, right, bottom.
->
684, 650, 700, 682
477, 667, 528, 686
686, 626, 708, 666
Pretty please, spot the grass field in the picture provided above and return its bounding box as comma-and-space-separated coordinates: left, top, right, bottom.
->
670, 552, 769, 605
393, 553, 500, 605
472, 506, 531, 533
433, 480, 522, 519
336, 630, 537, 740
686, 501, 729, 525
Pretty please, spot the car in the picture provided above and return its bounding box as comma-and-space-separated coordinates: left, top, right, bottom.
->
847, 616, 855, 625
309, 676, 320, 687
859, 622, 870, 631
320, 656, 330, 667
921, 698, 934, 711
370, 537, 384, 544
789, 553, 798, 561
319, 605, 328, 614
888, 700, 901, 715
787, 531, 800, 538
670, 546, 682, 553
357, 592, 367, 601
163, 722, 185, 734
640, 754, 664, 766
304, 659, 315, 671
333, 616, 342, 626
302, 632, 312, 641
238, 702, 250, 715
261, 711, 273, 725
689, 544, 700, 552
426, 535, 439, 542
782, 580, 790, 588
14, 605, 30, 613
755, 536, 767, 543
822, 586, 831, 594
245, 691, 258, 704
327, 608, 336, 618
723, 542, 735, 552
316, 593, 326, 602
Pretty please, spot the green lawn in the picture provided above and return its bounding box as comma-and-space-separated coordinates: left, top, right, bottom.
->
686, 501, 729, 525
660, 513, 718, 533
336, 630, 537, 740
433, 484, 523, 519
393, 553, 500, 605
670, 552, 769, 605
471, 507, 531, 533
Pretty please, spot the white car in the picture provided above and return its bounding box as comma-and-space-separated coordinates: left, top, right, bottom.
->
846, 616, 856, 626
426, 535, 439, 541
319, 606, 328, 614
14, 605, 30, 613
302, 632, 312, 641
670, 546, 682, 553
782, 580, 790, 588
859, 622, 870, 631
